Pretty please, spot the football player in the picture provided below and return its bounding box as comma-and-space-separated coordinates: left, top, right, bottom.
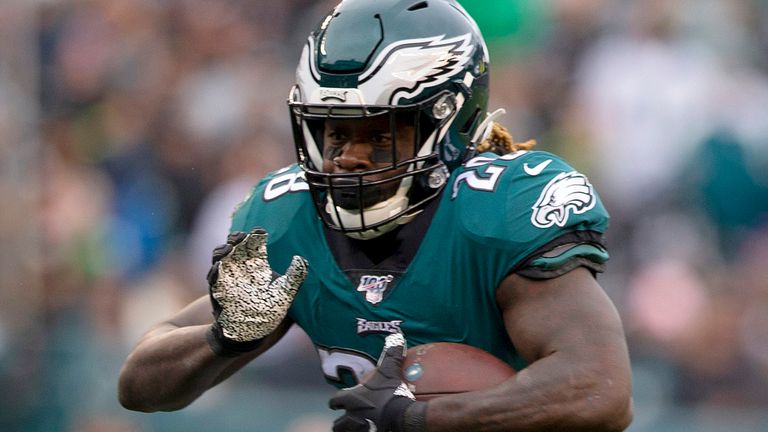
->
118, 1, 633, 431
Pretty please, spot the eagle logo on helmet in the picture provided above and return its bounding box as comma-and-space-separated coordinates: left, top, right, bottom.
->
296, 33, 476, 107
358, 33, 475, 105
531, 171, 596, 228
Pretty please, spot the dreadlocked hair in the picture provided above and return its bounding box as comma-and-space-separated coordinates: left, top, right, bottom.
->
475, 122, 536, 155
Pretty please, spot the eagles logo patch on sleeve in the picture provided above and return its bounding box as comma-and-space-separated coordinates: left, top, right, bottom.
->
531, 171, 596, 228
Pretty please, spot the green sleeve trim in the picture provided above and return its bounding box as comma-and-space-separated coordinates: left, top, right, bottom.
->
516, 241, 609, 280
527, 243, 609, 270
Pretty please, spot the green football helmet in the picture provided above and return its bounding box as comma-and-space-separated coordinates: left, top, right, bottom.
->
288, 0, 490, 239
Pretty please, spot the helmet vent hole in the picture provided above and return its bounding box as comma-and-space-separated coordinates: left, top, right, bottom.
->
407, 1, 429, 11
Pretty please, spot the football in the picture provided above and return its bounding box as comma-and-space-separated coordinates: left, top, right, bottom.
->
401, 342, 516, 401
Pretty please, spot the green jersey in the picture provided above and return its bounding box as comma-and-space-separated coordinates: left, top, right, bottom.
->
230, 150, 609, 388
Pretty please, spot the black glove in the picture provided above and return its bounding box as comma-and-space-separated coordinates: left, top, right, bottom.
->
206, 228, 307, 357
329, 333, 427, 432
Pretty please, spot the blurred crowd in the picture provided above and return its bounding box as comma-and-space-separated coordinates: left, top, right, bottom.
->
1, 0, 767, 431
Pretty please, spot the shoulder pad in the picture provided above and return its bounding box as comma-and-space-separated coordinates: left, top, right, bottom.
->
229, 164, 313, 240
448, 150, 609, 248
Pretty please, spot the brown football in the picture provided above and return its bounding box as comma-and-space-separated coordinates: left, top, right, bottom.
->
402, 342, 516, 401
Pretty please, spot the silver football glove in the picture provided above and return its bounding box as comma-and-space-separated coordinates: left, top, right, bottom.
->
207, 228, 308, 356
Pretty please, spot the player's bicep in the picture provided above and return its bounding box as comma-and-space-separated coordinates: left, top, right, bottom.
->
496, 267, 628, 365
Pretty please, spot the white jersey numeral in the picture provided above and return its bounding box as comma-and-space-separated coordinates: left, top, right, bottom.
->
263, 171, 308, 201
451, 156, 507, 198
317, 347, 376, 386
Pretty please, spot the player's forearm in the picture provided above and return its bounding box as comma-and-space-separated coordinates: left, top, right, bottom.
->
423, 351, 632, 432
118, 324, 249, 412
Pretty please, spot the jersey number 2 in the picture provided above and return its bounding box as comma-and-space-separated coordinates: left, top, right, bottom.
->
451, 156, 507, 199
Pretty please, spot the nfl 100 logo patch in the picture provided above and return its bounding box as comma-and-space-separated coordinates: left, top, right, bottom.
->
357, 275, 394, 305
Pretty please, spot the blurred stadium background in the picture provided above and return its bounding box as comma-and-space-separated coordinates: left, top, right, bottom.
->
1, 0, 767, 431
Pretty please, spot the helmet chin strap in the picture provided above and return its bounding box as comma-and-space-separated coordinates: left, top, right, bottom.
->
326, 176, 417, 240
